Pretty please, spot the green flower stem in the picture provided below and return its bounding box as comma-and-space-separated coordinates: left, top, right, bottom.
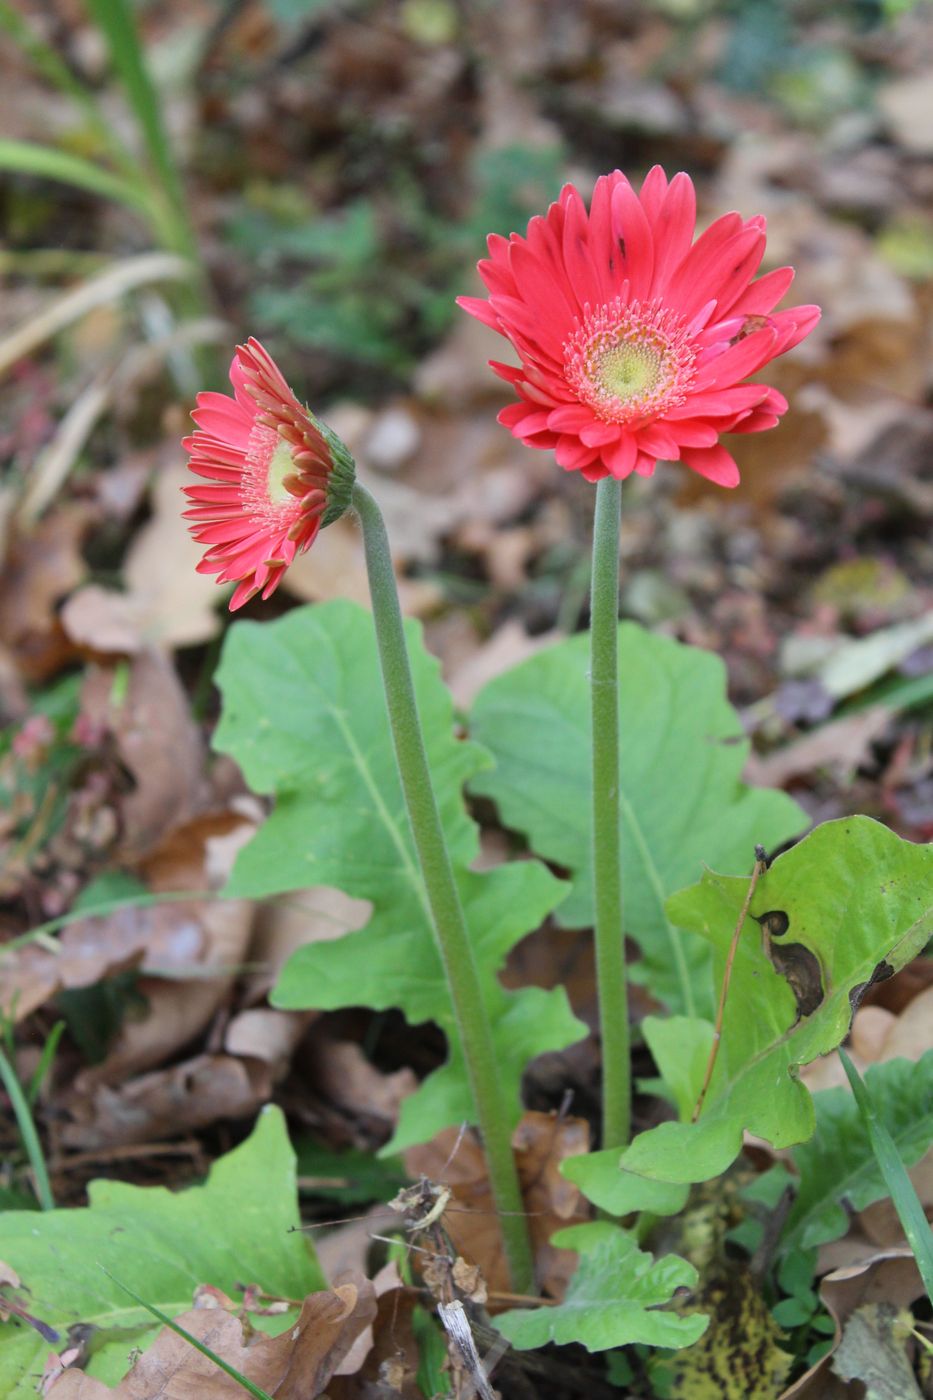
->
351, 480, 534, 1293
590, 476, 631, 1150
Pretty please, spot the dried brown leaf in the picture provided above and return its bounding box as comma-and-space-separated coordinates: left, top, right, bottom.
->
61, 1052, 273, 1150
780, 1248, 924, 1399
0, 506, 91, 681
80, 650, 207, 860
48, 1281, 376, 1399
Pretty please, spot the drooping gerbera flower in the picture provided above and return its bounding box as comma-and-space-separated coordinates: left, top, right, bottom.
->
182, 339, 355, 609
458, 167, 820, 487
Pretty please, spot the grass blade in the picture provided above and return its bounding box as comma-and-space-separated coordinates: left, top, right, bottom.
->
0, 1043, 54, 1210
83, 0, 193, 254
0, 1, 138, 177
0, 138, 151, 216
26, 1022, 65, 1109
839, 1047, 933, 1301
100, 1270, 276, 1400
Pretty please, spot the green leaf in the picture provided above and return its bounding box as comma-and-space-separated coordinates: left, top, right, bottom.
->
0, 138, 150, 215
562, 1147, 689, 1217
494, 1222, 707, 1352
214, 601, 584, 1152
469, 624, 806, 1016
84, 0, 183, 215
619, 818, 933, 1186
0, 1107, 324, 1396
838, 1048, 933, 1301
781, 1051, 933, 1255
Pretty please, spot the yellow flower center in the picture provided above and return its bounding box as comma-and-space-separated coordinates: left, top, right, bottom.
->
564, 298, 696, 426
267, 439, 297, 505
595, 342, 664, 401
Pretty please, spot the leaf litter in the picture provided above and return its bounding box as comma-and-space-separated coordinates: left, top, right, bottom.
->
2, 0, 933, 1395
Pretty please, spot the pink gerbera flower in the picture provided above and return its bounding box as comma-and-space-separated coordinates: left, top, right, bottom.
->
458, 167, 820, 487
182, 339, 355, 610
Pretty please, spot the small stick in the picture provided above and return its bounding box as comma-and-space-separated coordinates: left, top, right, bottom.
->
692, 846, 768, 1124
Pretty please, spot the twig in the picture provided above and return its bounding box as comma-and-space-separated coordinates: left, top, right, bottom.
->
692, 845, 768, 1123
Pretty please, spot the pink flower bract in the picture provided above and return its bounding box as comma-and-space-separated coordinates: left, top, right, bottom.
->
458, 167, 820, 487
182, 339, 353, 610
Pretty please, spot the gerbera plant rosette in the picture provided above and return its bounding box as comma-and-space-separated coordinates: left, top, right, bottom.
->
181, 166, 820, 1297
459, 165, 820, 1155
458, 165, 819, 488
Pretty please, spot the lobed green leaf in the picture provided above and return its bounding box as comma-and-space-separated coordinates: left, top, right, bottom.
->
619, 818, 933, 1186
468, 624, 806, 1016
214, 601, 584, 1152
494, 1221, 707, 1352
0, 1108, 323, 1396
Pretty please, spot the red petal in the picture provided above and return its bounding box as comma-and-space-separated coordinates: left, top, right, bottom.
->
682, 443, 741, 487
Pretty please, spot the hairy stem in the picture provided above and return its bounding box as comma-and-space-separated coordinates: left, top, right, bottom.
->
590, 476, 631, 1149
352, 480, 534, 1292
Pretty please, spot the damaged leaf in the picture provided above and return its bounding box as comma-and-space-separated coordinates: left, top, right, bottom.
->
619, 818, 933, 1188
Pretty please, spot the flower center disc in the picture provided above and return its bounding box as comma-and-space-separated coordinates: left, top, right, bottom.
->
242, 424, 301, 525
596, 343, 663, 400
564, 298, 696, 426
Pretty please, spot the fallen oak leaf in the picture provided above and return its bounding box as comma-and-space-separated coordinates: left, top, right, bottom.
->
47, 1279, 377, 1399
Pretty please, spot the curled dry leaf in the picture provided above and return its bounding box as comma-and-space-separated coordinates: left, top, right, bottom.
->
0, 901, 205, 1023
330, 1260, 422, 1398
405, 1110, 591, 1301
307, 1032, 418, 1143
743, 706, 892, 789
224, 1006, 313, 1080
0, 505, 92, 682
244, 885, 372, 1003
315, 1204, 401, 1286
61, 465, 224, 656
446, 622, 557, 711
64, 812, 255, 1085
802, 980, 933, 1097
2, 806, 254, 1025
80, 650, 207, 861
47, 1280, 377, 1399
60, 1052, 273, 1151
780, 1248, 923, 1400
